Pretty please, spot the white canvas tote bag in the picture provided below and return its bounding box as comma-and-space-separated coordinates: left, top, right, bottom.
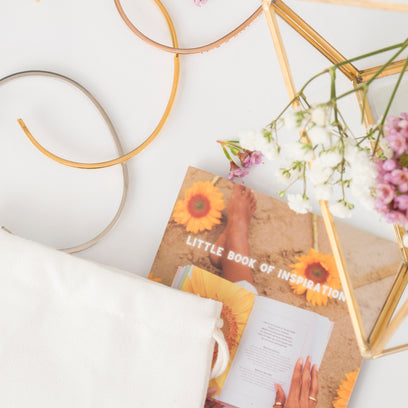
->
0, 230, 228, 408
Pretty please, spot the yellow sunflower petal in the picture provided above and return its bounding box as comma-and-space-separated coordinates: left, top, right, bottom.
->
333, 369, 359, 408
172, 181, 225, 233
179, 267, 255, 392
289, 248, 340, 306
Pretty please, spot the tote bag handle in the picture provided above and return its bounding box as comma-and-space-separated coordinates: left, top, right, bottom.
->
210, 319, 230, 380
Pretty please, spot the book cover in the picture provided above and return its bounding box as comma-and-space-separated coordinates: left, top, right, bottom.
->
149, 167, 402, 407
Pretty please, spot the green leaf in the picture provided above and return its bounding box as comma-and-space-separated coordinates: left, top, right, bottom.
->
230, 146, 240, 156
400, 153, 408, 168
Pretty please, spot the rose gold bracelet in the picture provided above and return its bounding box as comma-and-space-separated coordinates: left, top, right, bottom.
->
114, 0, 263, 54
0, 70, 129, 253
17, 0, 180, 169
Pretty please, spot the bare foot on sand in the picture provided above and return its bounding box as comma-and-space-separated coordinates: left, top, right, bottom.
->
210, 184, 256, 284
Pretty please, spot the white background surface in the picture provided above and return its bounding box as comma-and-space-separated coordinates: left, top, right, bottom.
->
1, 0, 407, 406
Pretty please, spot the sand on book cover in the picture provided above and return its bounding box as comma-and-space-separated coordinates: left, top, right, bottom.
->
149, 166, 402, 408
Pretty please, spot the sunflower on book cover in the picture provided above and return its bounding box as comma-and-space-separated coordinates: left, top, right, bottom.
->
332, 368, 359, 408
290, 248, 341, 306
180, 267, 255, 394
173, 181, 225, 233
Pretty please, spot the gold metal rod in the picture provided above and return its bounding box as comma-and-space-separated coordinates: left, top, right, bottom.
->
354, 84, 375, 128
319, 200, 369, 355
270, 0, 360, 81
393, 225, 408, 262
368, 263, 408, 352
355, 68, 408, 357
360, 59, 408, 82
262, 0, 368, 356
354, 81, 408, 261
371, 342, 408, 359
294, 0, 408, 12
370, 275, 408, 355
262, 0, 297, 101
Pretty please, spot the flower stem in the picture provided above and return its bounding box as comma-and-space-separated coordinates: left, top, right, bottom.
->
337, 41, 408, 101
217, 141, 233, 162
333, 39, 407, 70
269, 39, 408, 127
269, 69, 331, 125
373, 56, 408, 155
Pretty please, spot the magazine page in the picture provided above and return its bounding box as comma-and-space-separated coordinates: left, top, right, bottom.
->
149, 166, 402, 407
219, 296, 332, 408
171, 265, 333, 408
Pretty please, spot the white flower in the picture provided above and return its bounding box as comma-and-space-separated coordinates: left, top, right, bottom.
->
274, 168, 292, 186
343, 137, 359, 163
352, 165, 377, 187
311, 107, 327, 127
239, 129, 265, 151
284, 109, 302, 130
329, 201, 352, 218
309, 160, 332, 185
351, 184, 375, 210
348, 148, 377, 187
287, 194, 312, 214
260, 141, 279, 161
285, 141, 314, 162
314, 184, 333, 201
379, 137, 393, 159
319, 150, 343, 168
307, 126, 330, 146
274, 167, 301, 186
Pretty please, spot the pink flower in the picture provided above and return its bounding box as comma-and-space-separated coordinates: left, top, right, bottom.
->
242, 151, 263, 168
394, 195, 408, 211
376, 183, 396, 204
399, 119, 408, 132
384, 210, 408, 227
390, 169, 408, 192
386, 132, 408, 156
194, 0, 208, 6
228, 161, 249, 181
383, 159, 397, 172
374, 198, 389, 214
374, 113, 408, 228
384, 115, 400, 133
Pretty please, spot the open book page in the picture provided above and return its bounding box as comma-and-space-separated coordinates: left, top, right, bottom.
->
218, 296, 333, 408
172, 266, 333, 408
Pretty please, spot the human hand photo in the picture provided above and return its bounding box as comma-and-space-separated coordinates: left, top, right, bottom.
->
274, 356, 319, 408
205, 355, 318, 408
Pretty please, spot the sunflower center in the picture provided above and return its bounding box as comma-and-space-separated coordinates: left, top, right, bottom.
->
305, 262, 329, 284
221, 304, 239, 351
187, 194, 211, 218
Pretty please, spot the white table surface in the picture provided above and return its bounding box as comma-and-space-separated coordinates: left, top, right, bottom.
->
1, 1, 408, 406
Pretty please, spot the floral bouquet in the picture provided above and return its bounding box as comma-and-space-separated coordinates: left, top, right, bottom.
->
375, 114, 408, 228
219, 39, 408, 230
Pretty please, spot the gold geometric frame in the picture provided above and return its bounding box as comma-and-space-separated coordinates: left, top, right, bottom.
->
262, 0, 408, 358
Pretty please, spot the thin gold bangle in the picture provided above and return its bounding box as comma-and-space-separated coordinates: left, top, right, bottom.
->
17, 0, 180, 169
114, 0, 263, 54
0, 70, 129, 254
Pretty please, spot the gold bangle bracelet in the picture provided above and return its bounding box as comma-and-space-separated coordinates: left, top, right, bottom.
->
17, 0, 180, 169
0, 70, 129, 253
114, 0, 263, 55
